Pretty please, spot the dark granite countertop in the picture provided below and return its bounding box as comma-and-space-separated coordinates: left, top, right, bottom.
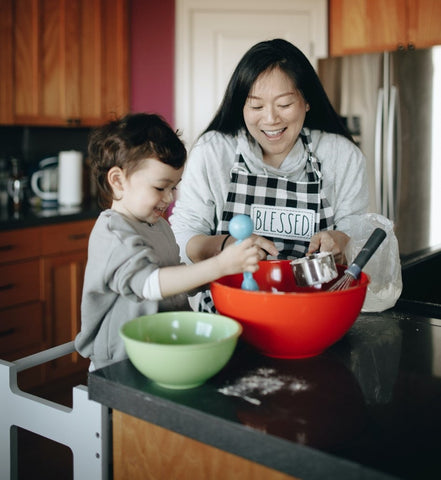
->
89, 307, 441, 480
0, 201, 101, 231
400, 244, 441, 269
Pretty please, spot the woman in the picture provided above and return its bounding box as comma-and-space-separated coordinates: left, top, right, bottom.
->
170, 39, 369, 312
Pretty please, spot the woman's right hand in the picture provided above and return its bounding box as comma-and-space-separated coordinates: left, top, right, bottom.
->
223, 233, 278, 260
250, 233, 279, 259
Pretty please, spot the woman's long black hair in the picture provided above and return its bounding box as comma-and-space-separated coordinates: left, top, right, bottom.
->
203, 38, 354, 143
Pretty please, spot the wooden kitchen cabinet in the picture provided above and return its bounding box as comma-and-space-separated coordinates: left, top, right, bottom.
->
42, 250, 89, 380
0, 0, 129, 126
113, 410, 298, 480
0, 226, 46, 389
0, 0, 14, 124
329, 0, 441, 56
41, 220, 92, 380
0, 218, 94, 389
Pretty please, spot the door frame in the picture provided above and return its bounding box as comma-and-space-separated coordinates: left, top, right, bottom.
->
174, 0, 328, 145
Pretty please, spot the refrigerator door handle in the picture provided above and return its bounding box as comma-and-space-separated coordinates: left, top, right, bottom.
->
386, 85, 400, 221
374, 88, 384, 215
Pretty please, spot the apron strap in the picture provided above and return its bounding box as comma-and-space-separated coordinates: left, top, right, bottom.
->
300, 128, 322, 182
229, 152, 251, 177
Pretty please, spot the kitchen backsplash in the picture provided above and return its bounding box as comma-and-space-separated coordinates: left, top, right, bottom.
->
0, 125, 91, 174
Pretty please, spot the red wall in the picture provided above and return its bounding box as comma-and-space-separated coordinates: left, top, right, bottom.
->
130, 0, 175, 127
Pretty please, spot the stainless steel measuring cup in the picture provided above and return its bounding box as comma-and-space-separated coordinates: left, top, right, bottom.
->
291, 252, 338, 287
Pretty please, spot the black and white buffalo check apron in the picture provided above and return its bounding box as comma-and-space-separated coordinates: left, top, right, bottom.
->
199, 128, 335, 313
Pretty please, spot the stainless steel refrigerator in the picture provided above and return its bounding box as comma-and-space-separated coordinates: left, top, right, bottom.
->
318, 47, 441, 258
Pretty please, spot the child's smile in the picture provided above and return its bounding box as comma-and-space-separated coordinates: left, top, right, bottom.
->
112, 157, 183, 224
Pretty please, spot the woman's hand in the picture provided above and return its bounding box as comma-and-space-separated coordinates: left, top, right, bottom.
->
223, 233, 279, 260
307, 230, 350, 264
250, 234, 279, 260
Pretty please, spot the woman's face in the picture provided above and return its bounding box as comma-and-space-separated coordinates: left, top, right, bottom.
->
243, 67, 309, 168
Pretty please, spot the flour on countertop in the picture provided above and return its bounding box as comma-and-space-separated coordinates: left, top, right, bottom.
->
218, 367, 309, 405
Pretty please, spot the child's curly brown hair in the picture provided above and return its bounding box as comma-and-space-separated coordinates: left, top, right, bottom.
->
88, 113, 187, 209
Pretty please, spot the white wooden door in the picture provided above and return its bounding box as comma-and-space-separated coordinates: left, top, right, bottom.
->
175, 0, 328, 146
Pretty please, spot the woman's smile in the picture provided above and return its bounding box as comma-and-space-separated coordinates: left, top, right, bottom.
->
262, 127, 286, 138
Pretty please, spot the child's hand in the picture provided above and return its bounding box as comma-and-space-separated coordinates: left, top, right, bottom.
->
216, 238, 260, 276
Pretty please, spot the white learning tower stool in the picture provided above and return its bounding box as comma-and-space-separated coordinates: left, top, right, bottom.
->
0, 342, 109, 480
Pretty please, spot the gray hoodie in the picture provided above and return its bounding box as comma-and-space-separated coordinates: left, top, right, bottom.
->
170, 129, 369, 263
75, 210, 190, 369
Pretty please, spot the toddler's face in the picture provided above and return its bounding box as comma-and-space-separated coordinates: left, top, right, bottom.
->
114, 157, 183, 224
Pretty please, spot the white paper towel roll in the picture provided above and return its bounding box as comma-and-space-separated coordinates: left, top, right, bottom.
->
58, 150, 83, 206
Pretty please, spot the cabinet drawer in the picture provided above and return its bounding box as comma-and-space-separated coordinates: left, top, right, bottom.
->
0, 227, 41, 263
41, 219, 94, 255
0, 302, 45, 356
0, 259, 41, 308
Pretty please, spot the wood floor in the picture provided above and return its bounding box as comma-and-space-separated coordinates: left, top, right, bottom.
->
15, 370, 88, 480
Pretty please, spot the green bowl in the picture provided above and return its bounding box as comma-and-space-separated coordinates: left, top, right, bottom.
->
120, 312, 242, 389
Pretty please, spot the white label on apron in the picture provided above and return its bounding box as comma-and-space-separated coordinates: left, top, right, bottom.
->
251, 204, 315, 240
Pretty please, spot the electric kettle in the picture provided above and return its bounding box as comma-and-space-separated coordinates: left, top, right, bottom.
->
30, 157, 58, 206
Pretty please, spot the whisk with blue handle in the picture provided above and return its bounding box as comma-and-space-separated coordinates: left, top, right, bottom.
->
229, 214, 259, 291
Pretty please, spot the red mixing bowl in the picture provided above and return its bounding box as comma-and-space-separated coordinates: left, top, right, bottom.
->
210, 260, 369, 359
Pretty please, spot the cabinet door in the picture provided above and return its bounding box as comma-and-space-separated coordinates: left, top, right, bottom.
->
0, 0, 13, 124
40, 219, 94, 256
14, 0, 65, 125
12, 0, 129, 126
407, 0, 441, 48
113, 411, 297, 480
329, 0, 407, 56
0, 226, 41, 263
79, 0, 130, 125
0, 302, 46, 390
0, 259, 41, 309
42, 250, 89, 379
0, 302, 46, 357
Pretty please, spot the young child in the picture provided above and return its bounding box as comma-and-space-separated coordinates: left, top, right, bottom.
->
75, 113, 259, 369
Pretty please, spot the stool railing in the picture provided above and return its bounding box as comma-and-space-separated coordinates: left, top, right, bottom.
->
0, 341, 109, 480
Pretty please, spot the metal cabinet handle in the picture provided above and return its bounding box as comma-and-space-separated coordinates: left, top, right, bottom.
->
0, 328, 15, 338
68, 233, 88, 241
0, 283, 14, 292
66, 118, 81, 126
